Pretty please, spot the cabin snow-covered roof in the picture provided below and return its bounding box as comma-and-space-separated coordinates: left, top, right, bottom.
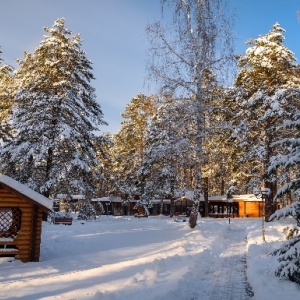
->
56, 194, 85, 200
175, 193, 262, 202
0, 174, 53, 210
93, 196, 124, 202
206, 194, 262, 202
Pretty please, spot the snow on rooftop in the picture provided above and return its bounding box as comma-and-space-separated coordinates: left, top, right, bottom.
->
71, 195, 85, 200
57, 194, 67, 199
151, 199, 171, 204
90, 198, 103, 202
92, 196, 123, 202
0, 174, 53, 210
56, 194, 85, 200
207, 194, 262, 202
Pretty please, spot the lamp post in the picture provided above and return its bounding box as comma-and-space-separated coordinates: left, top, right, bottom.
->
105, 202, 110, 217
226, 194, 233, 224
226, 187, 234, 224
253, 187, 271, 242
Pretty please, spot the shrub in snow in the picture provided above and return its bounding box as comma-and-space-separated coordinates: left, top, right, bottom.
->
189, 206, 198, 228
77, 202, 97, 221
270, 202, 300, 284
282, 226, 299, 240
226, 185, 236, 200
134, 201, 150, 217
94, 201, 105, 215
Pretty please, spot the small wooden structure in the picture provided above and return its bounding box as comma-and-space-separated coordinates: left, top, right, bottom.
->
174, 197, 194, 216
149, 199, 171, 215
133, 203, 149, 218
52, 217, 73, 225
0, 175, 52, 262
98, 196, 137, 216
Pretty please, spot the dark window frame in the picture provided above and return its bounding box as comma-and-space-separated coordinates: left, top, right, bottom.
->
0, 207, 22, 238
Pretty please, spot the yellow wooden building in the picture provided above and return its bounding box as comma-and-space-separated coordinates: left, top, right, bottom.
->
200, 194, 264, 218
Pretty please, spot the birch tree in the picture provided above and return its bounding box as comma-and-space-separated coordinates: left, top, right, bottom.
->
147, 0, 234, 227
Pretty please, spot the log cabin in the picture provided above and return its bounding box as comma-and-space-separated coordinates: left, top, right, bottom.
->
0, 175, 52, 262
199, 194, 265, 218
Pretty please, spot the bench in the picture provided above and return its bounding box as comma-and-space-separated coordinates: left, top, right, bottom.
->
134, 214, 148, 218
52, 217, 73, 225
0, 241, 19, 256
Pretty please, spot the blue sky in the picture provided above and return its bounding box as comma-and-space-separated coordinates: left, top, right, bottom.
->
0, 0, 299, 134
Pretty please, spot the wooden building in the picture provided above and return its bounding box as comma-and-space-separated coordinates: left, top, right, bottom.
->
0, 175, 52, 262
149, 199, 171, 215
199, 194, 264, 218
174, 197, 194, 216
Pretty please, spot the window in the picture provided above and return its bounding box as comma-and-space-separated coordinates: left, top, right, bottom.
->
0, 208, 22, 238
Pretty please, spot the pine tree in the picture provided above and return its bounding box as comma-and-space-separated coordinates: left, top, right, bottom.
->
111, 93, 157, 204
0, 19, 107, 197
228, 23, 300, 218
139, 95, 195, 216
269, 108, 300, 197
0, 48, 13, 143
270, 202, 300, 284
95, 132, 115, 197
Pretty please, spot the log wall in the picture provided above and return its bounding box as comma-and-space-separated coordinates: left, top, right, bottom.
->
0, 185, 44, 262
238, 200, 263, 218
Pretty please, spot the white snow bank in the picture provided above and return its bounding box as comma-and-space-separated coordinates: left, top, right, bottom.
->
246, 218, 300, 299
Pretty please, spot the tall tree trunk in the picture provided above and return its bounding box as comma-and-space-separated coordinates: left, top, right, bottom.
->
221, 177, 225, 195
203, 177, 209, 217
189, 85, 204, 228
263, 126, 277, 221
170, 180, 175, 218
43, 147, 53, 198
159, 199, 164, 215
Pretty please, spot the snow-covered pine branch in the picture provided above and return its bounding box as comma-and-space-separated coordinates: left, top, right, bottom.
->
272, 234, 300, 284
269, 202, 300, 226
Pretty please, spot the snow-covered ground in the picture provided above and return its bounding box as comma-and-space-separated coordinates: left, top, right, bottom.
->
0, 216, 300, 299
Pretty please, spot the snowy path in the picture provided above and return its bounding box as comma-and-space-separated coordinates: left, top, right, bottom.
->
160, 219, 254, 300
208, 223, 253, 300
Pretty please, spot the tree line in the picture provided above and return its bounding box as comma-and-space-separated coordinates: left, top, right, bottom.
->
0, 1, 299, 228
108, 2, 300, 226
